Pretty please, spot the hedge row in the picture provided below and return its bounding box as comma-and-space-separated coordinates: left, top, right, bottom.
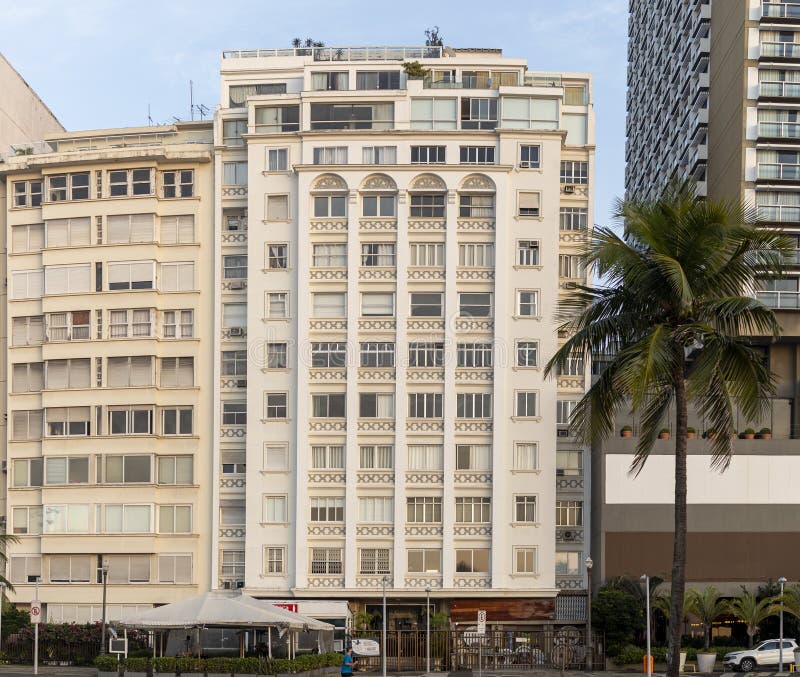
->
615, 645, 749, 665
96, 652, 342, 674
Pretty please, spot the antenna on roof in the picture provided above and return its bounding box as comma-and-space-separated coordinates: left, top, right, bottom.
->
189, 80, 210, 120
148, 104, 154, 126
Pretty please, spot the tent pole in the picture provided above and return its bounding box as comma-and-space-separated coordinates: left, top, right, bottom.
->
268, 626, 272, 658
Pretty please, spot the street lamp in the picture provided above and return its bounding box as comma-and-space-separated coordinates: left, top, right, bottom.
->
100, 559, 110, 654
641, 575, 651, 677
0, 581, 5, 658
425, 586, 431, 675
779, 577, 788, 673
381, 575, 387, 677
585, 557, 593, 672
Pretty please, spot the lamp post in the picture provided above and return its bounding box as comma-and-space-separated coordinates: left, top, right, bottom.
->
779, 577, 788, 673
100, 559, 109, 654
585, 557, 593, 672
382, 575, 387, 677
641, 575, 651, 677
425, 586, 431, 674
0, 581, 5, 658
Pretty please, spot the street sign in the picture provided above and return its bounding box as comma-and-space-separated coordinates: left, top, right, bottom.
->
477, 609, 486, 636
29, 600, 41, 624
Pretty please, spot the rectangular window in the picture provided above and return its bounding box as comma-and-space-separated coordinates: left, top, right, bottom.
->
12, 223, 45, 252
221, 350, 247, 376
162, 309, 193, 338
360, 342, 394, 367
560, 160, 589, 184
358, 498, 394, 523
12, 458, 43, 488
222, 119, 247, 146
267, 148, 289, 171
229, 83, 286, 107
516, 341, 539, 367
310, 102, 394, 130
44, 264, 92, 295
220, 507, 245, 526
45, 406, 90, 437
520, 144, 541, 169
107, 213, 155, 244
410, 193, 446, 217
459, 194, 494, 218
223, 162, 248, 185
409, 292, 443, 317
408, 549, 442, 573
162, 407, 193, 435
362, 146, 397, 164
457, 343, 493, 368
560, 207, 589, 231
515, 547, 537, 574
409, 243, 444, 266
461, 97, 497, 130
410, 98, 457, 130
361, 292, 394, 317
265, 393, 288, 419
266, 293, 289, 318
107, 169, 152, 197
408, 342, 444, 368
12, 507, 42, 535
557, 400, 578, 425
254, 105, 300, 133
162, 170, 194, 198
43, 504, 90, 533
311, 71, 349, 91
266, 342, 288, 369
501, 96, 559, 130
455, 497, 491, 523
158, 505, 192, 533
460, 146, 495, 164
515, 443, 539, 471
559, 254, 585, 279
100, 505, 152, 534
222, 303, 247, 328
362, 195, 396, 217
108, 406, 154, 435
220, 550, 245, 579
313, 146, 348, 164
361, 243, 396, 266
517, 240, 540, 266
359, 445, 394, 469
263, 496, 288, 523
458, 292, 492, 317
159, 215, 195, 244
264, 444, 287, 470
47, 172, 91, 201
160, 262, 194, 291
311, 445, 344, 469
49, 555, 92, 583
44, 217, 90, 248
222, 402, 247, 425
12, 410, 43, 441
515, 391, 538, 417
310, 497, 344, 522
406, 497, 442, 523
312, 243, 347, 267
311, 393, 346, 418
12, 362, 44, 393
407, 445, 443, 470
555, 552, 580, 576
12, 180, 42, 208
556, 500, 584, 526
456, 393, 492, 418
313, 194, 346, 218
159, 554, 192, 583
458, 243, 494, 267
265, 547, 285, 575
107, 261, 155, 290
359, 548, 391, 575
455, 548, 490, 573
359, 393, 395, 418
11, 269, 44, 299
408, 393, 443, 418
518, 191, 541, 217
267, 243, 289, 269
515, 495, 538, 523
160, 357, 194, 387
410, 145, 446, 164
266, 194, 289, 221
310, 548, 342, 575
106, 355, 153, 387
456, 444, 491, 471
108, 308, 152, 339
312, 292, 346, 317
12, 316, 45, 346
101, 455, 151, 483
557, 450, 583, 476
356, 71, 401, 90
517, 290, 539, 317
311, 342, 347, 368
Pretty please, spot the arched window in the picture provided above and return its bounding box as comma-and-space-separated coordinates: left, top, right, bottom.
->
311, 174, 348, 218
458, 174, 496, 218
360, 174, 398, 218
409, 174, 447, 218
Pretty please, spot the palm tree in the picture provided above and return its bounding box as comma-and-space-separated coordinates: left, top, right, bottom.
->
546, 180, 791, 677
687, 587, 729, 650
729, 588, 774, 648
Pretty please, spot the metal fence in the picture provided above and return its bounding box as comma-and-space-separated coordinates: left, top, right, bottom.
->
3, 635, 102, 666
349, 629, 604, 672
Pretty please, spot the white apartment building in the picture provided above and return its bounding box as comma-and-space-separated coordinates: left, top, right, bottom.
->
0, 123, 216, 621
214, 45, 594, 627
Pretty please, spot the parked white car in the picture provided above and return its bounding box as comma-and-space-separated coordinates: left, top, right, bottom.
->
723, 639, 798, 671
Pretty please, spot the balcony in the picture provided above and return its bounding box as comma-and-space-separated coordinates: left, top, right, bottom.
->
760, 42, 800, 58
757, 162, 800, 180
757, 290, 800, 308
757, 204, 800, 221
759, 82, 800, 99
758, 121, 800, 140
762, 2, 800, 19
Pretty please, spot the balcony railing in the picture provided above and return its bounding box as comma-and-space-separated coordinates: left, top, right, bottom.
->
758, 162, 800, 179
761, 42, 800, 58
758, 121, 800, 139
763, 1, 800, 19
222, 46, 442, 60
757, 205, 800, 221
757, 290, 800, 308
759, 81, 800, 98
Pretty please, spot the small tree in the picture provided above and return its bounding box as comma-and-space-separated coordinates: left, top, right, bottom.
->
425, 26, 444, 47
687, 586, 729, 650
592, 585, 644, 655
403, 61, 429, 78
729, 588, 773, 648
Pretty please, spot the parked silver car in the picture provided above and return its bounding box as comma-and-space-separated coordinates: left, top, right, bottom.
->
723, 639, 798, 671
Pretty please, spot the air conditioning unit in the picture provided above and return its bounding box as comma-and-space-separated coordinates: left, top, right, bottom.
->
229, 327, 245, 337
563, 184, 576, 194
557, 428, 571, 438
229, 280, 246, 290
236, 379, 247, 388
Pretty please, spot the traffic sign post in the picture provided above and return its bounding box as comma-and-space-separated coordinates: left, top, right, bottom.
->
32, 576, 41, 675
477, 610, 486, 677
29, 600, 41, 624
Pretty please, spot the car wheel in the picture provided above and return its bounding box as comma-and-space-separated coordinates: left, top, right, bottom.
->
740, 658, 756, 672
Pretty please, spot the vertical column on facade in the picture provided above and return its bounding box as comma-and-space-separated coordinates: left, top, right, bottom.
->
442, 184, 458, 588
345, 184, 360, 590
294, 173, 313, 589
490, 178, 509, 589
211, 149, 224, 589
393, 188, 410, 587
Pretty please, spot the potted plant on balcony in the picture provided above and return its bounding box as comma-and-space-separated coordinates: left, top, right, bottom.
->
742, 428, 756, 440
658, 428, 670, 440
758, 427, 772, 440
687, 427, 696, 439
620, 425, 633, 438
403, 60, 429, 79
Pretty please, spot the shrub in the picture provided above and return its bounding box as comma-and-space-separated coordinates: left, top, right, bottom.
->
123, 656, 148, 672
651, 646, 668, 662
95, 654, 120, 671
176, 657, 206, 673
615, 645, 645, 665
592, 587, 644, 656
152, 656, 177, 673
268, 657, 294, 674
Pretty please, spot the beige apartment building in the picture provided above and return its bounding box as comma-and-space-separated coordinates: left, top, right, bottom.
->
0, 122, 215, 621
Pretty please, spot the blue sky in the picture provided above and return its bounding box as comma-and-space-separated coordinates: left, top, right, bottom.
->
2, 0, 628, 223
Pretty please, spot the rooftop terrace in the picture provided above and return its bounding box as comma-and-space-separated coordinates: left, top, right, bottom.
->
222, 46, 443, 60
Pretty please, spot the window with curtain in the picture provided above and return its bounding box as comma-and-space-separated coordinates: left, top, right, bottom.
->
266, 195, 289, 221
310, 102, 394, 130
107, 261, 154, 290
363, 146, 397, 164
356, 71, 401, 90
361, 292, 394, 317
254, 105, 299, 132
223, 303, 247, 328
159, 357, 194, 387
223, 162, 248, 185
312, 292, 346, 317
313, 244, 347, 267
410, 98, 458, 129
45, 217, 90, 248
12, 223, 44, 252
359, 445, 393, 469
313, 147, 348, 164
455, 444, 491, 471
44, 264, 92, 295
358, 393, 394, 418
310, 71, 349, 91
358, 498, 394, 522
229, 83, 287, 107
501, 97, 559, 129
311, 445, 344, 469
407, 445, 443, 470
160, 215, 195, 244
515, 443, 539, 471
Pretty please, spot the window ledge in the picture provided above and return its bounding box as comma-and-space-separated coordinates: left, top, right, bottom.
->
511, 521, 541, 528
511, 469, 542, 475
511, 416, 543, 422
512, 315, 542, 321
262, 268, 292, 274
512, 366, 541, 372
260, 469, 290, 475
262, 317, 292, 322
513, 265, 543, 271
259, 522, 290, 527
510, 573, 541, 579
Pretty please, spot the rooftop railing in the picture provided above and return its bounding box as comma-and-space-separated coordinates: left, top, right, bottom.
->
222, 46, 442, 61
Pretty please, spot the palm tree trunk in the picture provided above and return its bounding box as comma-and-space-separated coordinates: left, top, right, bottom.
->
668, 358, 688, 677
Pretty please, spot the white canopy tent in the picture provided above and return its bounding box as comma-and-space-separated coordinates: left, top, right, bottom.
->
119, 591, 334, 658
